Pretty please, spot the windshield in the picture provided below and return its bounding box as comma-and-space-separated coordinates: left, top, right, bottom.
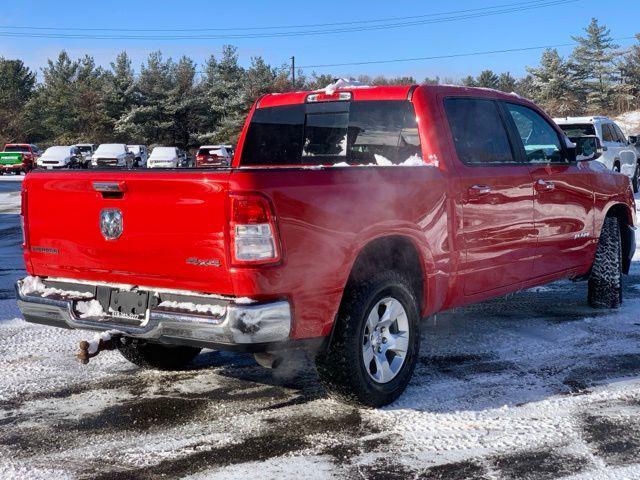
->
95, 144, 126, 155
127, 145, 141, 154
198, 147, 227, 156
4, 145, 29, 153
240, 100, 421, 166
558, 124, 596, 137
76, 146, 93, 153
42, 146, 70, 158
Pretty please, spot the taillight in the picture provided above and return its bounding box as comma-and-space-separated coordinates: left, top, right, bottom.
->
229, 194, 281, 265
20, 188, 29, 248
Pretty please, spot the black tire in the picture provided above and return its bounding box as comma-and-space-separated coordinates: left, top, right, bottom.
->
588, 216, 622, 309
633, 164, 639, 193
117, 340, 201, 370
316, 270, 420, 407
614, 163, 621, 173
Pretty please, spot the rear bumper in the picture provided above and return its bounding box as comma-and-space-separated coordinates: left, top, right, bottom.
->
15, 279, 292, 349
0, 163, 25, 171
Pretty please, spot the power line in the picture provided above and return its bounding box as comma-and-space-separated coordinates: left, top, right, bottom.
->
0, 0, 573, 33
0, 0, 578, 40
298, 36, 639, 69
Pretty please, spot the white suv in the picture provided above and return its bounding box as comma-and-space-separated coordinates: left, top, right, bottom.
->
555, 116, 639, 191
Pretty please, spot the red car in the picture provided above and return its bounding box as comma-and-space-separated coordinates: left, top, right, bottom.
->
16, 85, 636, 406
1, 143, 40, 174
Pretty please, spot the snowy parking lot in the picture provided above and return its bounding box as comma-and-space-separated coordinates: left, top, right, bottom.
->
3, 176, 640, 479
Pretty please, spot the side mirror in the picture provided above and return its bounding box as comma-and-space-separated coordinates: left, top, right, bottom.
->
570, 135, 603, 162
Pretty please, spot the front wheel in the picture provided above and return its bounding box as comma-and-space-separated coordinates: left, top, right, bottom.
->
316, 271, 420, 407
588, 216, 622, 308
117, 339, 202, 370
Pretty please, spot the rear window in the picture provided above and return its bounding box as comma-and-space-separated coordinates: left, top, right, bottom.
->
558, 124, 596, 137
4, 145, 29, 153
444, 98, 515, 165
240, 100, 421, 166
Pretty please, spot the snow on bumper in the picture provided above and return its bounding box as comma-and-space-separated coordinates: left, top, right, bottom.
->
15, 278, 291, 347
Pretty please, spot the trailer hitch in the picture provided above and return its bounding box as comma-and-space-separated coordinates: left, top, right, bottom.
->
76, 330, 122, 364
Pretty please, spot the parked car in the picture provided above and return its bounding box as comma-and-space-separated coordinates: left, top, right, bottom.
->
555, 116, 639, 191
147, 146, 181, 168
37, 146, 84, 170
15, 85, 636, 407
91, 144, 134, 169
73, 144, 97, 168
195, 145, 233, 167
127, 145, 149, 168
0, 143, 40, 174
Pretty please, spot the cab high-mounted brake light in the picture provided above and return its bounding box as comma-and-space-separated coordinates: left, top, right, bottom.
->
229, 194, 281, 266
306, 92, 352, 103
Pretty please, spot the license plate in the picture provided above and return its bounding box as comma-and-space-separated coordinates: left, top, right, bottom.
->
103, 289, 150, 322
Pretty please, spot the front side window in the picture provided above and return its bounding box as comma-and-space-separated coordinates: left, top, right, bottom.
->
504, 103, 564, 163
241, 100, 421, 166
444, 98, 514, 165
612, 124, 627, 143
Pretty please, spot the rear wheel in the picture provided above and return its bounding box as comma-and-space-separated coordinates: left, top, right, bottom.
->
117, 339, 202, 370
316, 271, 420, 407
588, 216, 622, 308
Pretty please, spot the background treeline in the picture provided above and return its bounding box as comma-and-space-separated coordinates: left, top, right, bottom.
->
1, 18, 639, 148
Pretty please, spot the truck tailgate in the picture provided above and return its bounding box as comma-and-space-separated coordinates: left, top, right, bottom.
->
24, 171, 234, 294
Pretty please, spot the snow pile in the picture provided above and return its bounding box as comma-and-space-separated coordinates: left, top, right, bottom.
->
323, 78, 367, 95
75, 300, 105, 318
20, 276, 94, 299
158, 300, 226, 317
615, 110, 640, 135
85, 330, 121, 355
334, 155, 426, 167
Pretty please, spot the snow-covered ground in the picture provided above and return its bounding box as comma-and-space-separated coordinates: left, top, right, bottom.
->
3, 175, 640, 479
615, 110, 640, 136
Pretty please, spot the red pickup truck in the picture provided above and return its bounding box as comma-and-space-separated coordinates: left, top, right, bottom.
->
1, 143, 40, 174
16, 85, 636, 406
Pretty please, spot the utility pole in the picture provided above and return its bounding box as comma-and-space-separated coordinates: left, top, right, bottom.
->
291, 56, 295, 89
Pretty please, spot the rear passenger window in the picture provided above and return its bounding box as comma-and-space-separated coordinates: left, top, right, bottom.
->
241, 101, 420, 166
444, 98, 514, 165
602, 124, 615, 142
504, 103, 564, 164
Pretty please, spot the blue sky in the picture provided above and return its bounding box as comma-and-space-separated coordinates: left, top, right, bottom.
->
1, 0, 638, 81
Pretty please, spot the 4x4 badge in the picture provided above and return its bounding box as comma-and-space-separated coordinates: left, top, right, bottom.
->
100, 208, 123, 240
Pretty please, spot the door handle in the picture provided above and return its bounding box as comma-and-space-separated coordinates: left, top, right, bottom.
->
534, 179, 555, 192
467, 184, 492, 196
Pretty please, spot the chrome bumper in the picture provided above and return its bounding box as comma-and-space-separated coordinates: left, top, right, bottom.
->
15, 280, 292, 347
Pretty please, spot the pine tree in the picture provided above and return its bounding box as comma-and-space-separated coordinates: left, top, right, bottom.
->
199, 45, 246, 144
570, 18, 619, 113
0, 58, 36, 143
116, 51, 175, 145
103, 52, 137, 140
621, 34, 640, 111
32, 51, 81, 143
476, 70, 499, 89
75, 55, 110, 142
460, 75, 477, 87
496, 72, 517, 93
528, 49, 581, 116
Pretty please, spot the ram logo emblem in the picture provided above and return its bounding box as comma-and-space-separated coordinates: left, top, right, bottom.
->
100, 208, 123, 240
